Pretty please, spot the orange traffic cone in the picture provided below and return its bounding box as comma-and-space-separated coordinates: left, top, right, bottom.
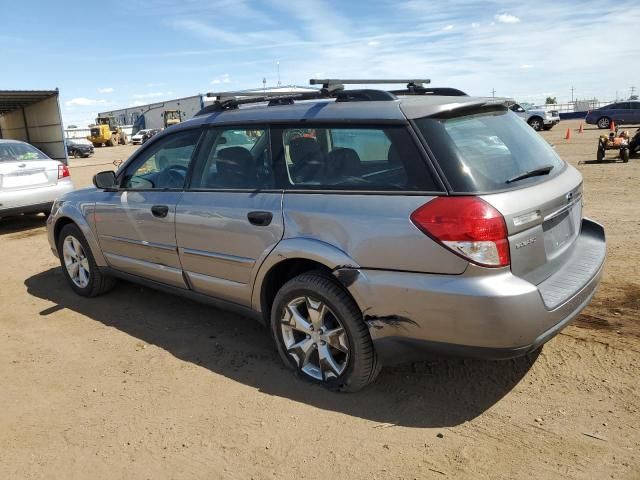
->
578, 123, 584, 133
610, 120, 616, 131
565, 128, 571, 140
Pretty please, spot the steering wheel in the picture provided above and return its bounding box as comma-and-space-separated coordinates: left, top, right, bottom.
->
157, 164, 188, 188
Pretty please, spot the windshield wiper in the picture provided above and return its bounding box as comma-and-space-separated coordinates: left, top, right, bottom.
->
505, 164, 554, 184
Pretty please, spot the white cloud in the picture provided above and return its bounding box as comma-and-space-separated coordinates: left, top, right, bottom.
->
471, 22, 480, 28
145, 82, 165, 88
174, 19, 248, 45
132, 91, 173, 99
97, 87, 114, 93
442, 24, 454, 31
367, 40, 380, 47
211, 73, 231, 85
494, 13, 520, 24
65, 97, 107, 107
520, 64, 534, 69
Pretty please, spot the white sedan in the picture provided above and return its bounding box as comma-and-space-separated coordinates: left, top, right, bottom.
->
0, 140, 74, 218
131, 129, 151, 145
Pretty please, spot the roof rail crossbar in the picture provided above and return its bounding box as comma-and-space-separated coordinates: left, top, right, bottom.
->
390, 87, 468, 97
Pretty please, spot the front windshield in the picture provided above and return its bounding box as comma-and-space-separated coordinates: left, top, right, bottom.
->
0, 142, 49, 162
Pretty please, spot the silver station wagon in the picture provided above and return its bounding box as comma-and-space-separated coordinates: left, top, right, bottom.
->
47, 80, 606, 392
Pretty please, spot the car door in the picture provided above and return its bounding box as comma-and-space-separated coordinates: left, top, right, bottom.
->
630, 102, 640, 124
611, 102, 631, 124
175, 126, 284, 306
95, 128, 203, 287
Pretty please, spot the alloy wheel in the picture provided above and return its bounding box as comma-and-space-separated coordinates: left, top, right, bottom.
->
62, 235, 90, 288
280, 296, 350, 381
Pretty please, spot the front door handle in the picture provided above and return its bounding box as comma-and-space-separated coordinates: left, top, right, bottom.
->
247, 211, 273, 226
151, 205, 169, 218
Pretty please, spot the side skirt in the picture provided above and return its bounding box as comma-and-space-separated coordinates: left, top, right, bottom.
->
102, 267, 263, 324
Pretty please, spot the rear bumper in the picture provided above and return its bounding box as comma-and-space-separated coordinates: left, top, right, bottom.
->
0, 181, 74, 215
346, 218, 606, 365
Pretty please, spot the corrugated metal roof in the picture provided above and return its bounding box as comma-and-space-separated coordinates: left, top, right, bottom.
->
0, 90, 58, 115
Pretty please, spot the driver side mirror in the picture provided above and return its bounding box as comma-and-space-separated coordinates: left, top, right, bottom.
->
93, 170, 117, 190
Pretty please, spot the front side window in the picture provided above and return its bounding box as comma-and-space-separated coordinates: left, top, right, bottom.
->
190, 127, 272, 190
416, 107, 565, 193
121, 129, 201, 189
275, 125, 439, 191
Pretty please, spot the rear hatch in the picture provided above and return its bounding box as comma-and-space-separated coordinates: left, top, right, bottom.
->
0, 141, 60, 191
414, 105, 591, 293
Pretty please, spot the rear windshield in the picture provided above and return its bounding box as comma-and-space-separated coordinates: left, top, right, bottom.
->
0, 142, 49, 162
415, 107, 565, 193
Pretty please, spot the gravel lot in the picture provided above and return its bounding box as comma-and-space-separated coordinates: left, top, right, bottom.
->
1, 121, 638, 479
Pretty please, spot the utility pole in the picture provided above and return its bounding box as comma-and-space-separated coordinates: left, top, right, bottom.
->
570, 86, 575, 103
491, 88, 496, 97
631, 86, 637, 99
276, 61, 281, 87
262, 77, 267, 92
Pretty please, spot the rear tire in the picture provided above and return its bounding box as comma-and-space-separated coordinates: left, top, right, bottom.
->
597, 145, 605, 162
621, 148, 630, 163
57, 223, 116, 297
270, 271, 380, 392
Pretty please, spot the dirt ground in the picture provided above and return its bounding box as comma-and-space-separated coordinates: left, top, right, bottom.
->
0, 121, 638, 479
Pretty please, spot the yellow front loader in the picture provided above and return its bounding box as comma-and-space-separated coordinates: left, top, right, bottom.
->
162, 110, 183, 128
87, 117, 127, 147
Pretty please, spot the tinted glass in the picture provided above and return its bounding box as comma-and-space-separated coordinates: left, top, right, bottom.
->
190, 127, 273, 189
0, 142, 49, 162
416, 108, 565, 193
122, 129, 201, 189
631, 102, 640, 109
276, 126, 439, 191
612, 103, 630, 110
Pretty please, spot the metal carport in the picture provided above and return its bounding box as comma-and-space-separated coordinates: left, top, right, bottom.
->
0, 90, 67, 164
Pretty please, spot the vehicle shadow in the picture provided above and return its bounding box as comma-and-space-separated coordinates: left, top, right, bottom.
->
25, 267, 538, 428
0, 214, 48, 236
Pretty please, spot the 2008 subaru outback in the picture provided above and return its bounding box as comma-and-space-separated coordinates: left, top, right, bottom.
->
47, 79, 606, 392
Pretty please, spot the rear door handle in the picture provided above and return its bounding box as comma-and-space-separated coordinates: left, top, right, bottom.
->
151, 205, 170, 218
247, 211, 273, 226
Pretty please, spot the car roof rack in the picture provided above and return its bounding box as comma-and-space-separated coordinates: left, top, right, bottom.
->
389, 86, 468, 96
195, 78, 464, 115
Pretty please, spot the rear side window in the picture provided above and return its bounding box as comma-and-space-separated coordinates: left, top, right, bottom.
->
415, 108, 565, 193
274, 126, 439, 191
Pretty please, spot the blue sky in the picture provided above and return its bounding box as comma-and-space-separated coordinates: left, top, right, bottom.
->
1, 0, 638, 127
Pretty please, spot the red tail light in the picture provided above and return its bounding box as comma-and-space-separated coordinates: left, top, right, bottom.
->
58, 164, 70, 179
410, 196, 510, 267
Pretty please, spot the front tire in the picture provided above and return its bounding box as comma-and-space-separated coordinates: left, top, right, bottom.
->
597, 117, 611, 129
57, 223, 116, 297
270, 271, 380, 392
528, 117, 544, 131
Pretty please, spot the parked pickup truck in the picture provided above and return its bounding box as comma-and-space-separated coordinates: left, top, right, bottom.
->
510, 103, 560, 131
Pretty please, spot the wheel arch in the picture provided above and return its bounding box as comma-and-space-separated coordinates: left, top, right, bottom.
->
52, 204, 107, 267
252, 238, 363, 326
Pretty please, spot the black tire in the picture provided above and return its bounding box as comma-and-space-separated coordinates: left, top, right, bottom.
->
597, 146, 605, 162
92, 143, 101, 148
597, 117, 610, 129
270, 271, 380, 392
621, 148, 630, 163
528, 116, 544, 131
57, 223, 116, 297
72, 149, 81, 159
